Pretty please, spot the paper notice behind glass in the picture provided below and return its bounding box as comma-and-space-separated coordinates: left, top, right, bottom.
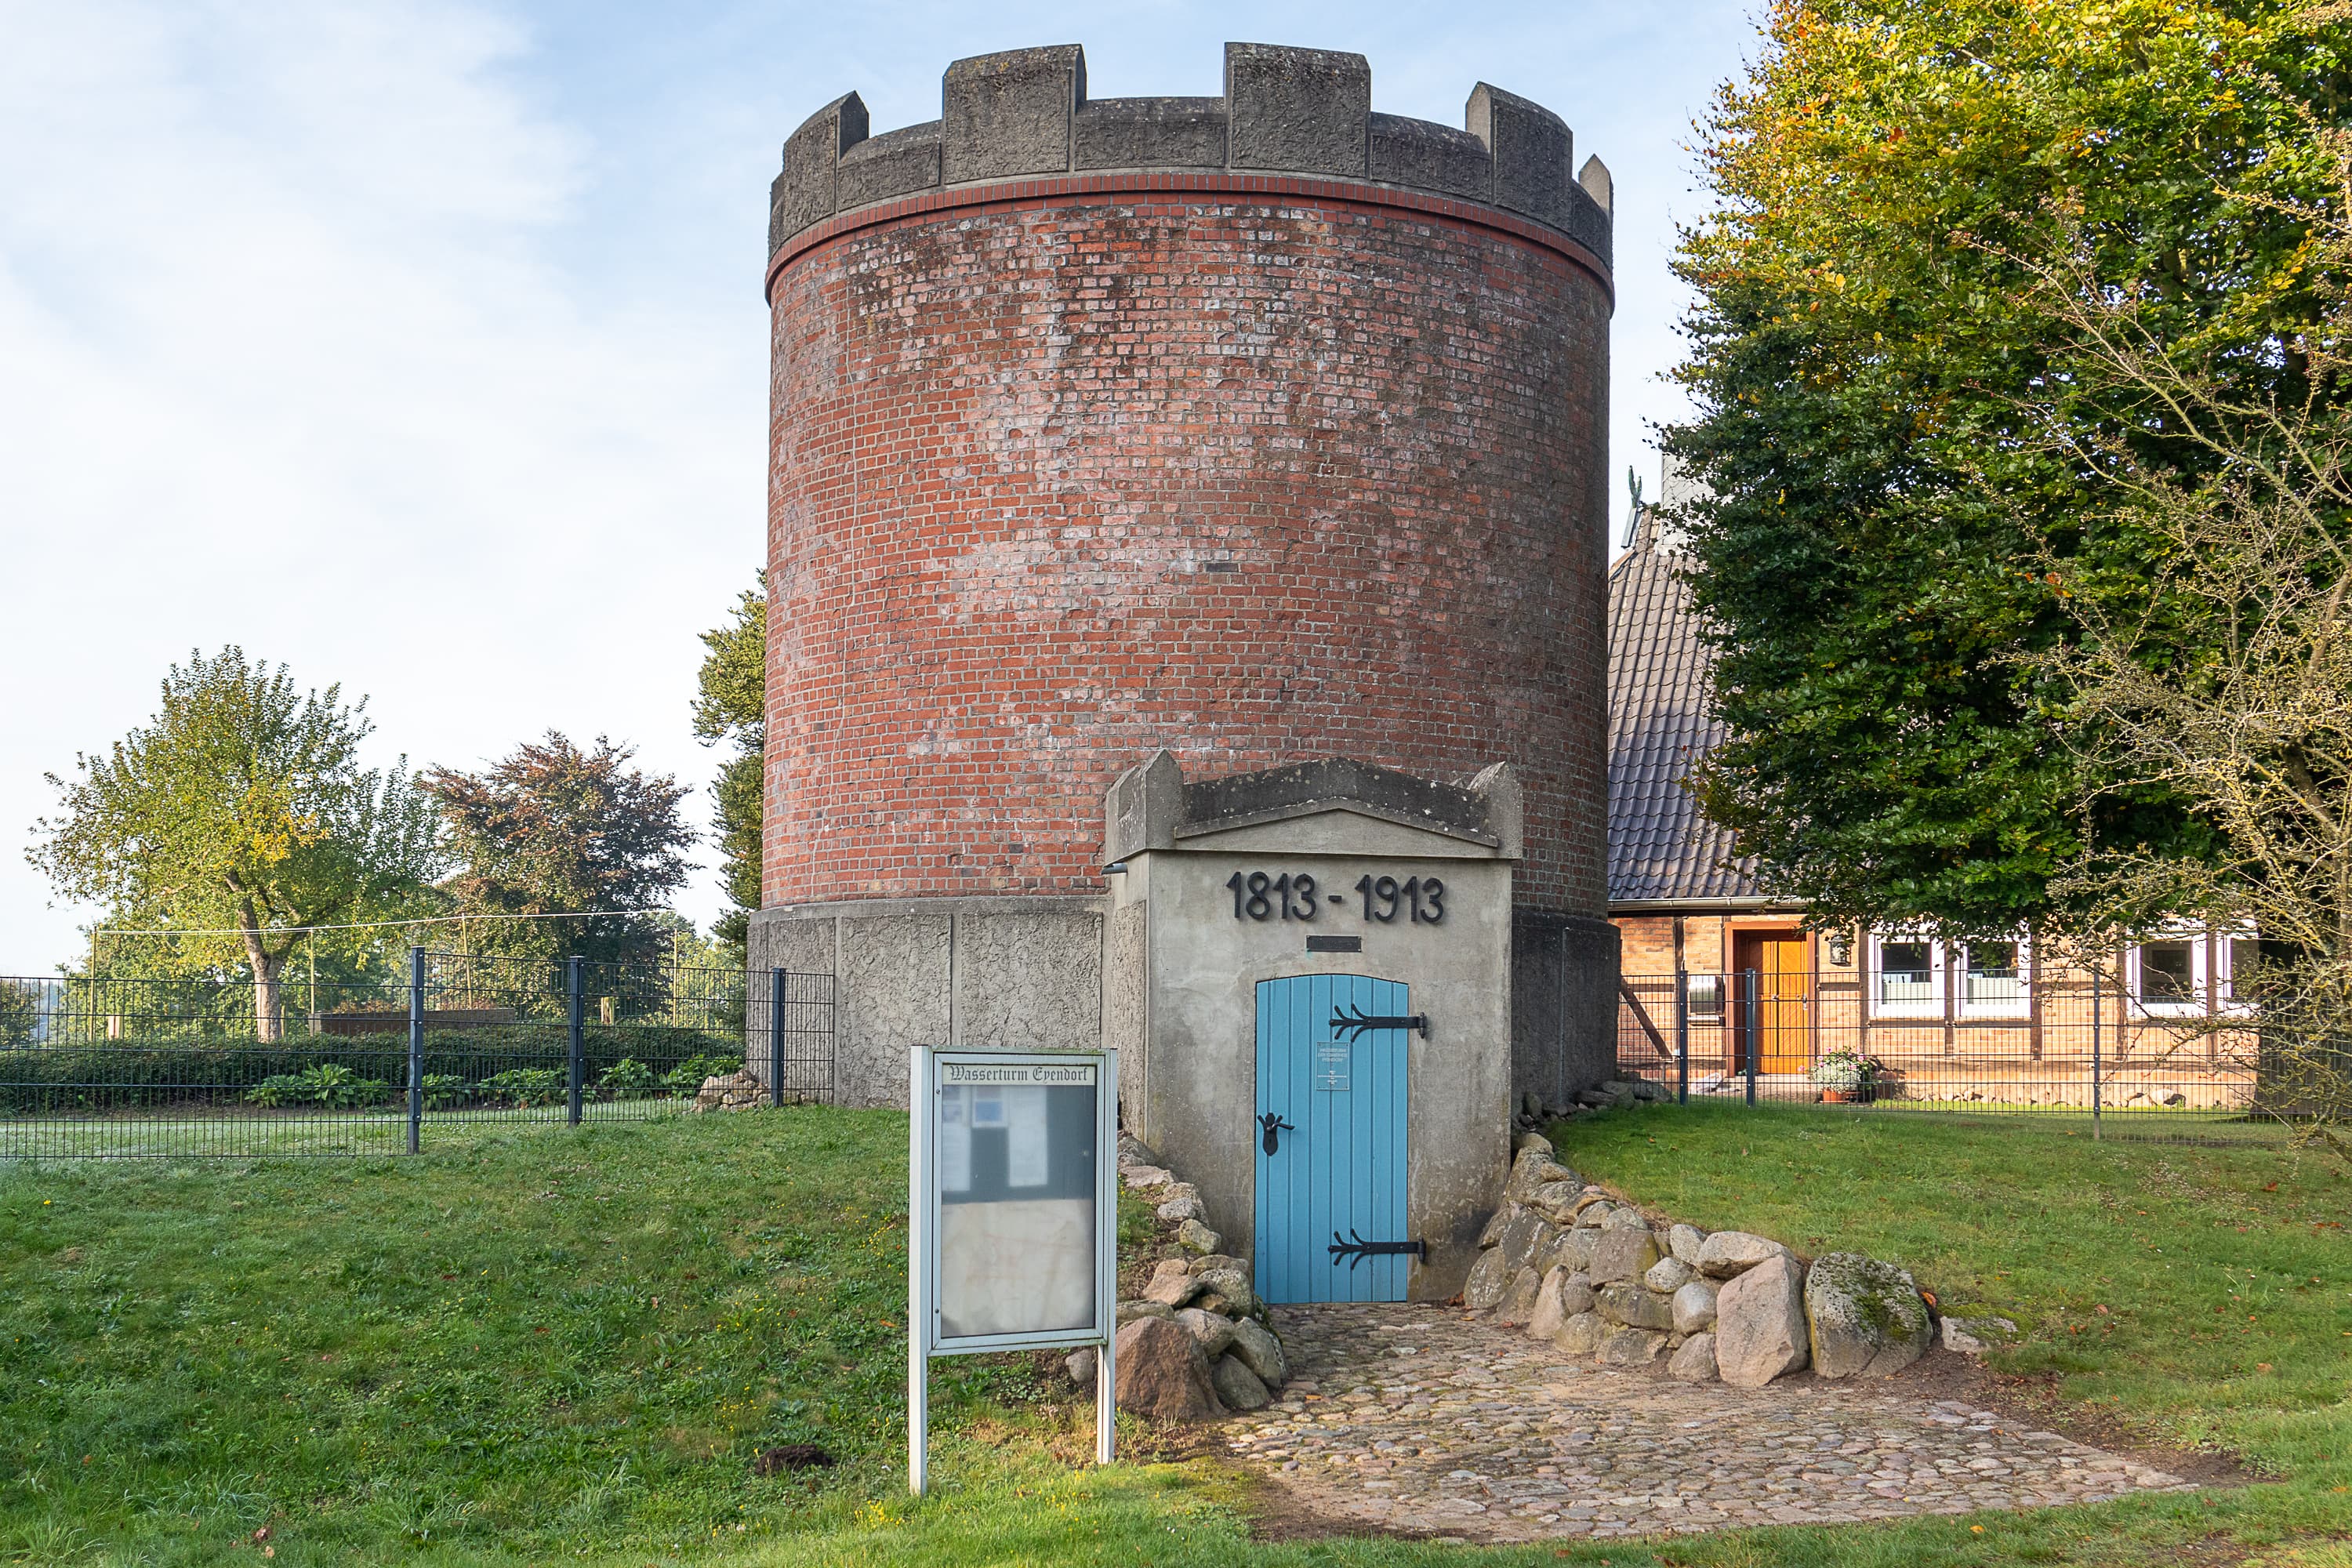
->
938, 1087, 972, 1193
1006, 1087, 1048, 1187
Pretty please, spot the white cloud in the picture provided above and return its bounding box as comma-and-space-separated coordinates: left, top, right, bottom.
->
0, 0, 760, 967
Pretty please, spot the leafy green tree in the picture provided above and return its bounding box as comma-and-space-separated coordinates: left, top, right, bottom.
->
0, 980, 44, 1047
29, 648, 440, 1039
1668, 0, 2347, 938
426, 733, 694, 968
693, 579, 766, 960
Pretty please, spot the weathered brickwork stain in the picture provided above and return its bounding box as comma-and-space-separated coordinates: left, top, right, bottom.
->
764, 191, 1611, 914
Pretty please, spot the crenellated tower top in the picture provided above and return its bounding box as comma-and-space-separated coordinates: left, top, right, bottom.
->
766, 42, 1612, 281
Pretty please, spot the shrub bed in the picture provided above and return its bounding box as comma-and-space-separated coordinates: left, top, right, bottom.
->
0, 1025, 742, 1114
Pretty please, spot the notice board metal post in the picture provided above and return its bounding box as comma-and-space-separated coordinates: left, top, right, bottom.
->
908, 1046, 1118, 1496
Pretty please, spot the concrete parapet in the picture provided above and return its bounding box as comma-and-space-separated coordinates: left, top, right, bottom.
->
1223, 42, 1368, 176
1075, 96, 1227, 170
767, 42, 1610, 269
942, 45, 1085, 183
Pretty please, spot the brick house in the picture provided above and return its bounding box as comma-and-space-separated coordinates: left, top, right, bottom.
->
1604, 466, 2254, 1107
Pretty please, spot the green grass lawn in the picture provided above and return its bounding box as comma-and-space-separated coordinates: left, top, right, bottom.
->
2, 1105, 2348, 1566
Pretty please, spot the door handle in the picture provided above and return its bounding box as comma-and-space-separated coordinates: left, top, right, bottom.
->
1258, 1112, 1296, 1156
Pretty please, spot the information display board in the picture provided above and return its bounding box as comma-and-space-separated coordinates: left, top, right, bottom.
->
908, 1048, 1116, 1492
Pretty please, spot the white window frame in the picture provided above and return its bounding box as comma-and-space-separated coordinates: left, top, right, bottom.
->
2212, 924, 2261, 1014
2126, 929, 2209, 1016
1868, 932, 1946, 1018
1957, 936, 2032, 1019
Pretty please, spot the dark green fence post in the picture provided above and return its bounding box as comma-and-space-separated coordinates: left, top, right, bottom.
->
2091, 949, 2103, 1141
568, 956, 585, 1126
1743, 967, 1760, 1108
1675, 969, 1690, 1105
407, 946, 424, 1155
769, 967, 786, 1109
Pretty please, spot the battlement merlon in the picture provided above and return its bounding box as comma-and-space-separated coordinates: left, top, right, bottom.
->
766, 42, 1613, 275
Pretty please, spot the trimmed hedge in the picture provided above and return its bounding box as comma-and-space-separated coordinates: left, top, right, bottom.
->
0, 1025, 742, 1114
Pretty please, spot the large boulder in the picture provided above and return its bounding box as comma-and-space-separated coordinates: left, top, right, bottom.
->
1156, 1189, 1207, 1224
1116, 1298, 1173, 1324
1494, 1209, 1555, 1273
1671, 1279, 1719, 1335
1595, 1282, 1675, 1332
1805, 1253, 1933, 1378
1476, 1205, 1519, 1249
1114, 1316, 1220, 1421
1599, 1206, 1652, 1233
1553, 1310, 1607, 1355
1192, 1269, 1258, 1319
1175, 1218, 1223, 1254
1644, 1256, 1697, 1294
1493, 1266, 1544, 1326
1174, 1307, 1237, 1359
1142, 1259, 1201, 1308
1227, 1316, 1288, 1389
1524, 1181, 1585, 1225
1463, 1245, 1518, 1310
1715, 1252, 1809, 1387
1507, 1144, 1582, 1203
1526, 1267, 1597, 1340
1668, 1223, 1708, 1265
1596, 1324, 1668, 1365
1584, 1228, 1660, 1286
1668, 1330, 1718, 1382
1697, 1231, 1789, 1279
1941, 1314, 2019, 1356
1210, 1353, 1272, 1411
1537, 1228, 1594, 1276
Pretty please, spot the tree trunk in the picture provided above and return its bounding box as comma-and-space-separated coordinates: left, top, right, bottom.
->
237, 901, 286, 1044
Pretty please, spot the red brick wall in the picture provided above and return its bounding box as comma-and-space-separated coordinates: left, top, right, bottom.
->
764, 178, 1611, 913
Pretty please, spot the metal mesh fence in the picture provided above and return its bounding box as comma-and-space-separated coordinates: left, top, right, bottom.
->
1614, 967, 2285, 1142
0, 952, 834, 1159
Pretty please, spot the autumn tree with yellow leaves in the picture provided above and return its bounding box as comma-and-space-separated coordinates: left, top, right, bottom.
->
29, 649, 440, 1038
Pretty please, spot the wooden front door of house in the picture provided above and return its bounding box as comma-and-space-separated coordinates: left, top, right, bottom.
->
1733, 931, 1813, 1073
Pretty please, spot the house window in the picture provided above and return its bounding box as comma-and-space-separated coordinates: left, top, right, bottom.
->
2134, 938, 2198, 1010
2223, 936, 2260, 1005
1871, 936, 1943, 1016
1685, 973, 1725, 1022
1962, 940, 2029, 1016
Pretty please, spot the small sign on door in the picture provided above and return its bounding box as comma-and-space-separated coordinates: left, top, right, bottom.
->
1314, 1043, 1350, 1092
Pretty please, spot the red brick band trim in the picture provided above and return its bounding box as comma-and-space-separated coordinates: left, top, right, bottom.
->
764, 171, 1614, 305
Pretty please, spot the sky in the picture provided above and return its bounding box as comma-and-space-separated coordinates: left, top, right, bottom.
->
0, 0, 1758, 972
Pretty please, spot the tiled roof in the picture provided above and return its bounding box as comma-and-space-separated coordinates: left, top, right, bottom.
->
1606, 504, 1762, 906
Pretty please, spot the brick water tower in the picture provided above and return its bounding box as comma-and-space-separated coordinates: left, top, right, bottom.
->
750, 42, 1621, 1153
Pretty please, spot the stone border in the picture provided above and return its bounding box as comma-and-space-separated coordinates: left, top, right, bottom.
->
1465, 1133, 2017, 1385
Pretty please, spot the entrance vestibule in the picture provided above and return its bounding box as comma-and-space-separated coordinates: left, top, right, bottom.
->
1101, 753, 1519, 1301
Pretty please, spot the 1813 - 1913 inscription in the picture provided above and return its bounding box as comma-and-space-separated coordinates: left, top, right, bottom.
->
1223, 869, 1446, 925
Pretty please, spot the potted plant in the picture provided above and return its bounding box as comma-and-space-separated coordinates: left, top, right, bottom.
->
1809, 1048, 1884, 1104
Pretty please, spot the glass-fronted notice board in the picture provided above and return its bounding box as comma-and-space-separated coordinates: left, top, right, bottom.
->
935, 1058, 1102, 1338
909, 1048, 1116, 1493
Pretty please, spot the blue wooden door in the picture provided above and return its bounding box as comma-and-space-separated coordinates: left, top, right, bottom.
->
1254, 974, 1411, 1304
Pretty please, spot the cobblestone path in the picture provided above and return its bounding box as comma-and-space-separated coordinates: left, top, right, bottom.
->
1222, 1302, 2193, 1543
